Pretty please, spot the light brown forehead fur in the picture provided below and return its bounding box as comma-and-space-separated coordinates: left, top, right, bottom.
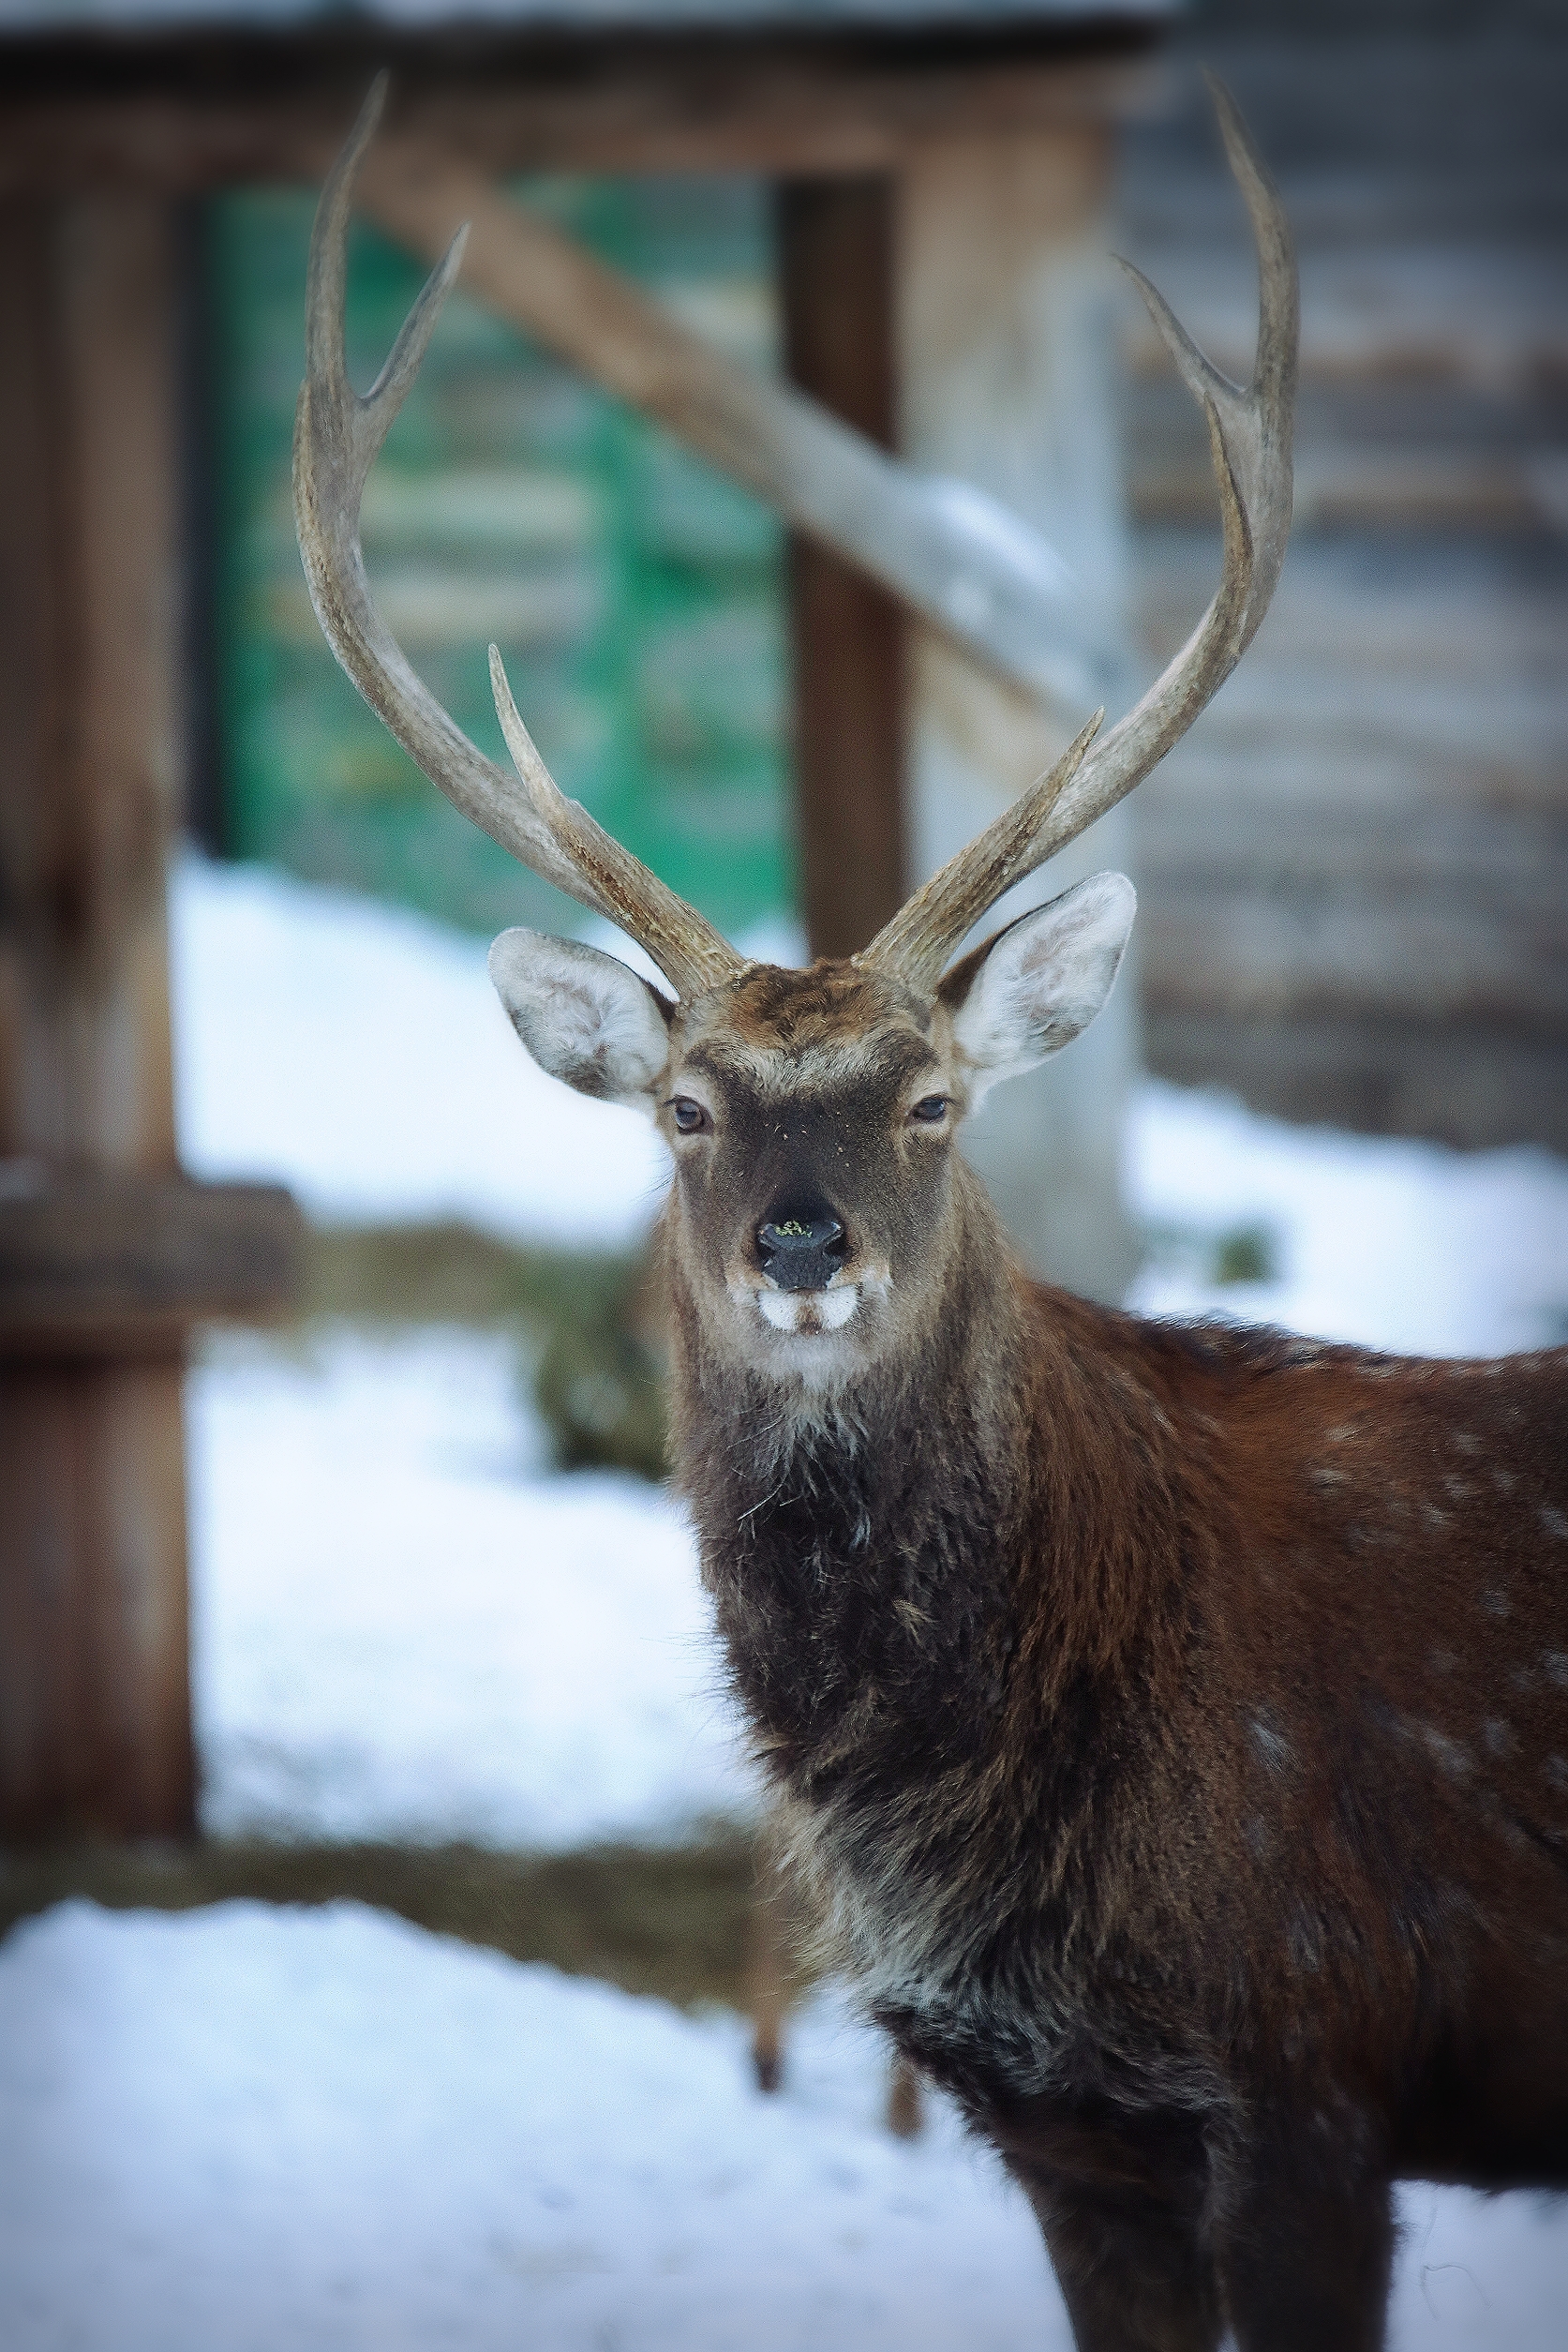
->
674, 960, 946, 1097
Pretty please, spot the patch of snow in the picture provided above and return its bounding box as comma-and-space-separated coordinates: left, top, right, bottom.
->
171, 853, 671, 1248
1126, 1077, 1568, 1357
0, 1900, 1065, 2352
0, 1901, 1562, 2352
191, 1326, 754, 1847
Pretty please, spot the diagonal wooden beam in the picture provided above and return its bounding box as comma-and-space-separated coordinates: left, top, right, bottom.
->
352, 132, 1106, 717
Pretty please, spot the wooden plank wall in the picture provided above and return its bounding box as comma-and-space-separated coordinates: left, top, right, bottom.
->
1117, 5, 1568, 1150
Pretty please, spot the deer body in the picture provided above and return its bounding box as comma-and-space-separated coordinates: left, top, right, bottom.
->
661, 970, 1568, 2351
688, 1249, 1568, 2143
296, 82, 1568, 2347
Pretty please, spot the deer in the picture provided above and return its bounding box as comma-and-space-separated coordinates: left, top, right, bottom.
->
296, 81, 1568, 2352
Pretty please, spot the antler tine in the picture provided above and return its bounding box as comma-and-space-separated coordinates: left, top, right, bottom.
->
484, 645, 753, 989
294, 80, 745, 1002
858, 78, 1296, 994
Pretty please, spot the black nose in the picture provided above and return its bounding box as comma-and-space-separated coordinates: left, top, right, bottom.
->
756, 1212, 846, 1294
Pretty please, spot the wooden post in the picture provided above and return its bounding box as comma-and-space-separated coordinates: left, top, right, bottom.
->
779, 175, 905, 957
0, 192, 194, 1838
897, 128, 1140, 1300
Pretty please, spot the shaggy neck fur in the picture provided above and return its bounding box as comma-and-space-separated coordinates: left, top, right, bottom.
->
666, 1166, 1200, 2103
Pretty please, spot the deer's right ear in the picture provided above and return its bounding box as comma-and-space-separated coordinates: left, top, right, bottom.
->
488, 929, 674, 1110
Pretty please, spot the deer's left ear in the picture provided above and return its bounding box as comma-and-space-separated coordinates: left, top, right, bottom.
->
940, 872, 1135, 1104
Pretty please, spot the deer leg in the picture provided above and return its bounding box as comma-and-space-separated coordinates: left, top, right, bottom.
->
1213, 2125, 1394, 2352
747, 1822, 794, 2093
887, 2051, 923, 2138
1017, 2167, 1223, 2352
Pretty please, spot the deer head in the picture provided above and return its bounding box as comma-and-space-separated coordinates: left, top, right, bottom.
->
295, 79, 1295, 1390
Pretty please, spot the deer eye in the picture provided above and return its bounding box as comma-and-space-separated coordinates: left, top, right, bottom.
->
670, 1097, 709, 1134
910, 1094, 949, 1124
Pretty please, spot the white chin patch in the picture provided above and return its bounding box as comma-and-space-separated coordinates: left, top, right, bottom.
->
757, 1284, 859, 1335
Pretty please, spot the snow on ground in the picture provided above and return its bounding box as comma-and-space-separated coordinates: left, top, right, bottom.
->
1, 1899, 1561, 2352
191, 1325, 753, 1847
1126, 1079, 1568, 1358
0, 1902, 1058, 2352
171, 853, 670, 1247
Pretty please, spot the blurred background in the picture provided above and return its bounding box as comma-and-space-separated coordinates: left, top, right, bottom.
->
1, 1, 1565, 2345
204, 1, 1568, 1154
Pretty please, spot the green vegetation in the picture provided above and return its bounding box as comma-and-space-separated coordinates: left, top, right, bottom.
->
1138, 1217, 1281, 1294
1211, 1222, 1278, 1287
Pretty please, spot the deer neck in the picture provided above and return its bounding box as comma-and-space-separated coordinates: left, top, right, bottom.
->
667, 1170, 1036, 1775
665, 1172, 1210, 2073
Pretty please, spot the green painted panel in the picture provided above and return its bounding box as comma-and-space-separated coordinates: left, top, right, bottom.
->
209, 173, 797, 944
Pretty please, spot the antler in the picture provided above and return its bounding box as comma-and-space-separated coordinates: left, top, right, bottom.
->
293, 76, 746, 1003
299, 75, 1292, 1007
858, 76, 1297, 994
